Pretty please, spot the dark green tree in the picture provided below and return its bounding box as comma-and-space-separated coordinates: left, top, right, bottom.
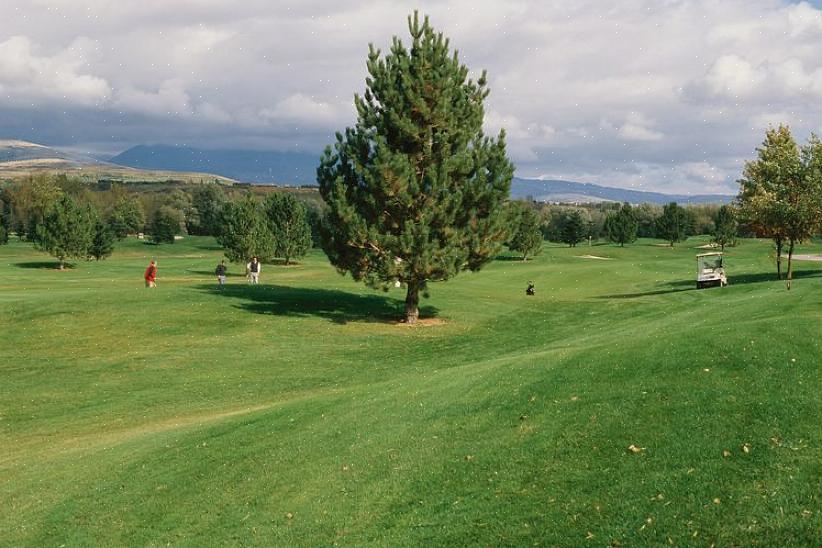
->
89, 213, 116, 260
217, 195, 274, 263
711, 204, 738, 251
263, 193, 312, 265
304, 201, 324, 248
189, 184, 226, 236
108, 195, 145, 239
561, 210, 585, 247
604, 202, 638, 246
317, 12, 513, 323
655, 202, 689, 246
634, 203, 658, 238
507, 201, 543, 260
150, 206, 183, 244
0, 191, 10, 245
35, 194, 94, 269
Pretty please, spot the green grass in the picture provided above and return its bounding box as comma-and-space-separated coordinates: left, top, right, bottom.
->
1, 236, 820, 545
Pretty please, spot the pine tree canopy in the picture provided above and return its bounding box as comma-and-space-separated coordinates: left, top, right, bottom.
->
317, 12, 513, 323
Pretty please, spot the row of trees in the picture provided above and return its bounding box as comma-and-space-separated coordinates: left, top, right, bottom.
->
501, 200, 739, 251
737, 125, 822, 289
217, 193, 312, 265
0, 174, 317, 267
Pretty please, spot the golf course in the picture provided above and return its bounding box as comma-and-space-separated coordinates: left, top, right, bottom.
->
1, 235, 819, 545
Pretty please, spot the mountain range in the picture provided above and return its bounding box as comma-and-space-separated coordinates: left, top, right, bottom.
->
508, 177, 734, 205
110, 145, 319, 186
0, 141, 234, 184
2, 140, 734, 204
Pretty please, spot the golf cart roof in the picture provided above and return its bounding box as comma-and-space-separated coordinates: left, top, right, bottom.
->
696, 252, 724, 258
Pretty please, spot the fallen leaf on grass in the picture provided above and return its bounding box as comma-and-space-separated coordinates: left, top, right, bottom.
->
741, 443, 751, 454
586, 531, 595, 540
722, 449, 731, 458
285, 512, 294, 520
713, 498, 721, 505
627, 444, 644, 454
464, 455, 475, 462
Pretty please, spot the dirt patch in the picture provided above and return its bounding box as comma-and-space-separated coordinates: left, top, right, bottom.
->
574, 255, 613, 260
784, 254, 822, 262
395, 318, 447, 327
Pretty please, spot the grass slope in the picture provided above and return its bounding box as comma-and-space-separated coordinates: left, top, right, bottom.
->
0, 237, 820, 545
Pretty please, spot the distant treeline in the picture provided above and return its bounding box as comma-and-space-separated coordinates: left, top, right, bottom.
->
529, 201, 744, 243
0, 174, 324, 247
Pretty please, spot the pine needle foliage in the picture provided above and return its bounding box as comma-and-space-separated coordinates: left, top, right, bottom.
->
317, 12, 514, 322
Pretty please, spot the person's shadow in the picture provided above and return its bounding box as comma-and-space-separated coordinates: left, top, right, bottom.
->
198, 284, 439, 324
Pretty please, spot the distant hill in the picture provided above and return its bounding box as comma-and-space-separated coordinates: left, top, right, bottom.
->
510, 177, 734, 205
110, 145, 319, 185
0, 140, 234, 185
0, 140, 104, 166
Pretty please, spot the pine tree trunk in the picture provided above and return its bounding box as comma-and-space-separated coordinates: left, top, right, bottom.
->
404, 281, 420, 324
775, 237, 783, 280
786, 240, 794, 290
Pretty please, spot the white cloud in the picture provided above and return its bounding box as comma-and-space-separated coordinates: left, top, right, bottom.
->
618, 113, 664, 142
115, 79, 190, 116
260, 94, 343, 126
0, 36, 111, 105
1, 0, 822, 193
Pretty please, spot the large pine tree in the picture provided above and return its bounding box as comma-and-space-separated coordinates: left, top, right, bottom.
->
317, 12, 513, 323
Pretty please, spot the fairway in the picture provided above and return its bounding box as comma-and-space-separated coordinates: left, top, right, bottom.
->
1, 237, 820, 545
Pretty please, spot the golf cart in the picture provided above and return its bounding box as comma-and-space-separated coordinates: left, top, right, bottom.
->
696, 252, 727, 289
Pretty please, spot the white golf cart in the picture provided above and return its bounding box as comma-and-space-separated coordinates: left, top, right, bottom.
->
696, 252, 727, 289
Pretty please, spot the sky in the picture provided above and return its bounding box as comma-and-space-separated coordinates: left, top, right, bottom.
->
2, 0, 822, 194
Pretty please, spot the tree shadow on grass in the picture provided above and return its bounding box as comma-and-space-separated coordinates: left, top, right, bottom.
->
729, 269, 822, 285
188, 270, 248, 278
598, 268, 822, 299
197, 284, 439, 325
14, 261, 73, 270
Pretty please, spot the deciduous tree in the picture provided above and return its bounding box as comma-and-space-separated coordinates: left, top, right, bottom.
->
149, 206, 183, 245
263, 193, 312, 265
737, 125, 816, 285
108, 195, 145, 239
217, 195, 274, 263
711, 205, 738, 251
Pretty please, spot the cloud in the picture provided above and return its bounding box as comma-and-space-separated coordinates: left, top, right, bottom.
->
115, 79, 190, 116
618, 113, 664, 142
260, 94, 343, 126
1, 0, 822, 194
0, 36, 111, 105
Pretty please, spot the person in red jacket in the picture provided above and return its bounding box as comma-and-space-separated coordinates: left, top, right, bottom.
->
144, 260, 157, 288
